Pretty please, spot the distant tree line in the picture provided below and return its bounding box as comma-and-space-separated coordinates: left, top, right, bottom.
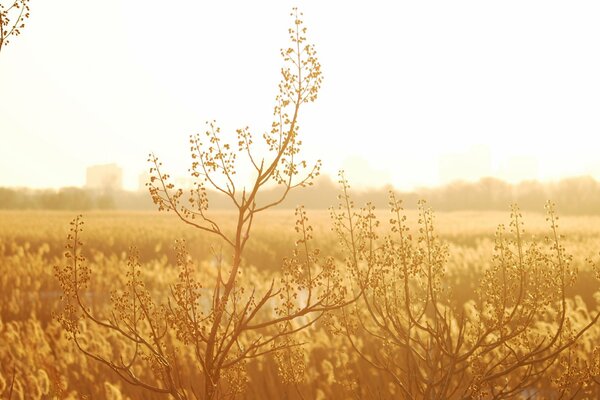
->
2, 175, 600, 214
0, 187, 150, 210
418, 176, 600, 214
265, 175, 600, 215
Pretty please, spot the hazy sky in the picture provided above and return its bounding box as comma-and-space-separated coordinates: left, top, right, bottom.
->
2, 1, 600, 190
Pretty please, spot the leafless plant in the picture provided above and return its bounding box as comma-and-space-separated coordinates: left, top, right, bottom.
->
55, 9, 352, 400
0, 0, 30, 53
332, 174, 600, 399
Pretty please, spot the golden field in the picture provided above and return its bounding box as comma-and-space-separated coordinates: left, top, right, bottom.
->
1, 207, 600, 399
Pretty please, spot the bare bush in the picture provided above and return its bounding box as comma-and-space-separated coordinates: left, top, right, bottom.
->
54, 9, 354, 400
332, 174, 600, 399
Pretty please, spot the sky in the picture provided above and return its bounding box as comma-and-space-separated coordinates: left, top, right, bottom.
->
1, 1, 600, 191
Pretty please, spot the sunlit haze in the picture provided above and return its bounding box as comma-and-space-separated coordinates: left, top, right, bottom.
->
2, 1, 600, 191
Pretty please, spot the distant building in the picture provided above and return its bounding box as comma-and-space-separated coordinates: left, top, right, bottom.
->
86, 164, 123, 191
342, 155, 391, 188
439, 145, 492, 184
500, 156, 538, 183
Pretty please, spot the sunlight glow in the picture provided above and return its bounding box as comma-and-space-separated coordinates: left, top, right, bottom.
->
2, 1, 600, 190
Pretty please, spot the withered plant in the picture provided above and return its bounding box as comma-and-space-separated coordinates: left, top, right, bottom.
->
0, 0, 30, 53
55, 9, 350, 400
332, 174, 600, 399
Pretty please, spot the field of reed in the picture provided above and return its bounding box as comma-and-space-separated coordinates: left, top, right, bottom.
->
2, 206, 600, 399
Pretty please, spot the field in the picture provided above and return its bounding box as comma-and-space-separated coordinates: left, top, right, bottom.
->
1, 207, 600, 399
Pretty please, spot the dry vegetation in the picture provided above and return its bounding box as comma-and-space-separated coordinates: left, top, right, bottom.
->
2, 207, 600, 399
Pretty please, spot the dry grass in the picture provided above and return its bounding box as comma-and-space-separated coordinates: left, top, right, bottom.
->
1, 207, 600, 399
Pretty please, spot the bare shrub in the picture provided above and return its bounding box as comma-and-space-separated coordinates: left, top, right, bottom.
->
332, 173, 600, 399
54, 9, 352, 400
